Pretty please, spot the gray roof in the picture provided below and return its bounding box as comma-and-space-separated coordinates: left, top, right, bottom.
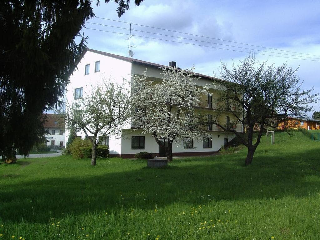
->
87, 48, 223, 83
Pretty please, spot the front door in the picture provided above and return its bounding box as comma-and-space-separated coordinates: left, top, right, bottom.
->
158, 139, 168, 157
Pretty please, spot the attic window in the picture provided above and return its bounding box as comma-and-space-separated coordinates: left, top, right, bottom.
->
85, 64, 90, 75
95, 61, 100, 72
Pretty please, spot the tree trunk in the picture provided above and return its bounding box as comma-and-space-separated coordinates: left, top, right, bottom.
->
245, 145, 256, 166
166, 141, 173, 162
2, 147, 17, 164
91, 141, 97, 166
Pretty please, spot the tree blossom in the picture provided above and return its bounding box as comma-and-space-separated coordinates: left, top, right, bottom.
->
131, 67, 208, 161
66, 81, 130, 166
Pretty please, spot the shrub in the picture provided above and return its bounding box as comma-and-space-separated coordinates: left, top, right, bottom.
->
79, 146, 92, 158
64, 128, 77, 155
97, 145, 109, 158
135, 152, 153, 159
69, 138, 109, 159
32, 143, 51, 153
69, 138, 92, 159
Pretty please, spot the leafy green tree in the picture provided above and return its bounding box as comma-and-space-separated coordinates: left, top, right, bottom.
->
312, 111, 320, 120
66, 82, 130, 166
0, 0, 143, 161
216, 56, 316, 166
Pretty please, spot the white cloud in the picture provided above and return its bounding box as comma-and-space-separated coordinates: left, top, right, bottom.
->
83, 0, 320, 115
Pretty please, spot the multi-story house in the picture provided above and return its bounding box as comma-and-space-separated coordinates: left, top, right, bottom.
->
44, 114, 65, 148
65, 49, 243, 157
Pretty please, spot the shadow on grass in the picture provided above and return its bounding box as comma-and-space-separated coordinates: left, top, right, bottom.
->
1, 147, 320, 224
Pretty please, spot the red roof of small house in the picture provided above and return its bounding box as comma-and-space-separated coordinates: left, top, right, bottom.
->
43, 114, 65, 128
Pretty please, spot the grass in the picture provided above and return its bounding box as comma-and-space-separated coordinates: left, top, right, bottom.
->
27, 151, 56, 154
1, 131, 320, 239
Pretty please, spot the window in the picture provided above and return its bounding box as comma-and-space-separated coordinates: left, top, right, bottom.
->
208, 114, 213, 131
226, 116, 230, 130
60, 141, 64, 147
59, 129, 64, 135
203, 137, 212, 148
99, 135, 109, 146
183, 138, 193, 149
300, 121, 304, 126
207, 94, 213, 108
85, 64, 90, 75
131, 136, 145, 149
51, 140, 55, 146
74, 87, 83, 100
51, 129, 55, 135
95, 61, 100, 72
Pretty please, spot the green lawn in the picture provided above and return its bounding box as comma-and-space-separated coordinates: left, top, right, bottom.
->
1, 131, 320, 239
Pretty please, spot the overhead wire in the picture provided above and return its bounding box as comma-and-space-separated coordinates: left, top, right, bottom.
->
84, 17, 320, 62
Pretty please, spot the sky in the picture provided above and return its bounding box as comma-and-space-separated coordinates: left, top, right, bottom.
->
82, 0, 320, 116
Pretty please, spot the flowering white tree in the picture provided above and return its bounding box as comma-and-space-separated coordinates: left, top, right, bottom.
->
131, 67, 207, 161
66, 82, 130, 166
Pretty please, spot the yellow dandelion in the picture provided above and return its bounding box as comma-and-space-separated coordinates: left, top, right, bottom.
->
0, 234, 3, 237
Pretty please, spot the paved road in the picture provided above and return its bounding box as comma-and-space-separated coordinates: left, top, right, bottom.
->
16, 151, 62, 159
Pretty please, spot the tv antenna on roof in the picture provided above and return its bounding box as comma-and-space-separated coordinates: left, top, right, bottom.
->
128, 23, 135, 58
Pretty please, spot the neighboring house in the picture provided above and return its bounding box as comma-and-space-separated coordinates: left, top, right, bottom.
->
44, 114, 65, 148
278, 117, 320, 130
65, 49, 243, 158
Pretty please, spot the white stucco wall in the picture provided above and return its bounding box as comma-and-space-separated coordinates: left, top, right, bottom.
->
65, 50, 133, 148
65, 50, 239, 157
45, 128, 65, 147
121, 129, 235, 156
131, 64, 163, 78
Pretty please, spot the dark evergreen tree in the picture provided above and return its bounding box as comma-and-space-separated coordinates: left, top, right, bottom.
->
0, 0, 143, 161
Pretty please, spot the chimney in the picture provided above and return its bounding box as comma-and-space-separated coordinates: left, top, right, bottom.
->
169, 61, 176, 68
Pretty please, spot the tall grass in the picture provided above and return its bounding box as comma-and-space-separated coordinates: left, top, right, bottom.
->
0, 131, 320, 239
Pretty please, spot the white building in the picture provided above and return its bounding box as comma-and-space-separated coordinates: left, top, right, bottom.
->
44, 114, 65, 148
66, 49, 242, 158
